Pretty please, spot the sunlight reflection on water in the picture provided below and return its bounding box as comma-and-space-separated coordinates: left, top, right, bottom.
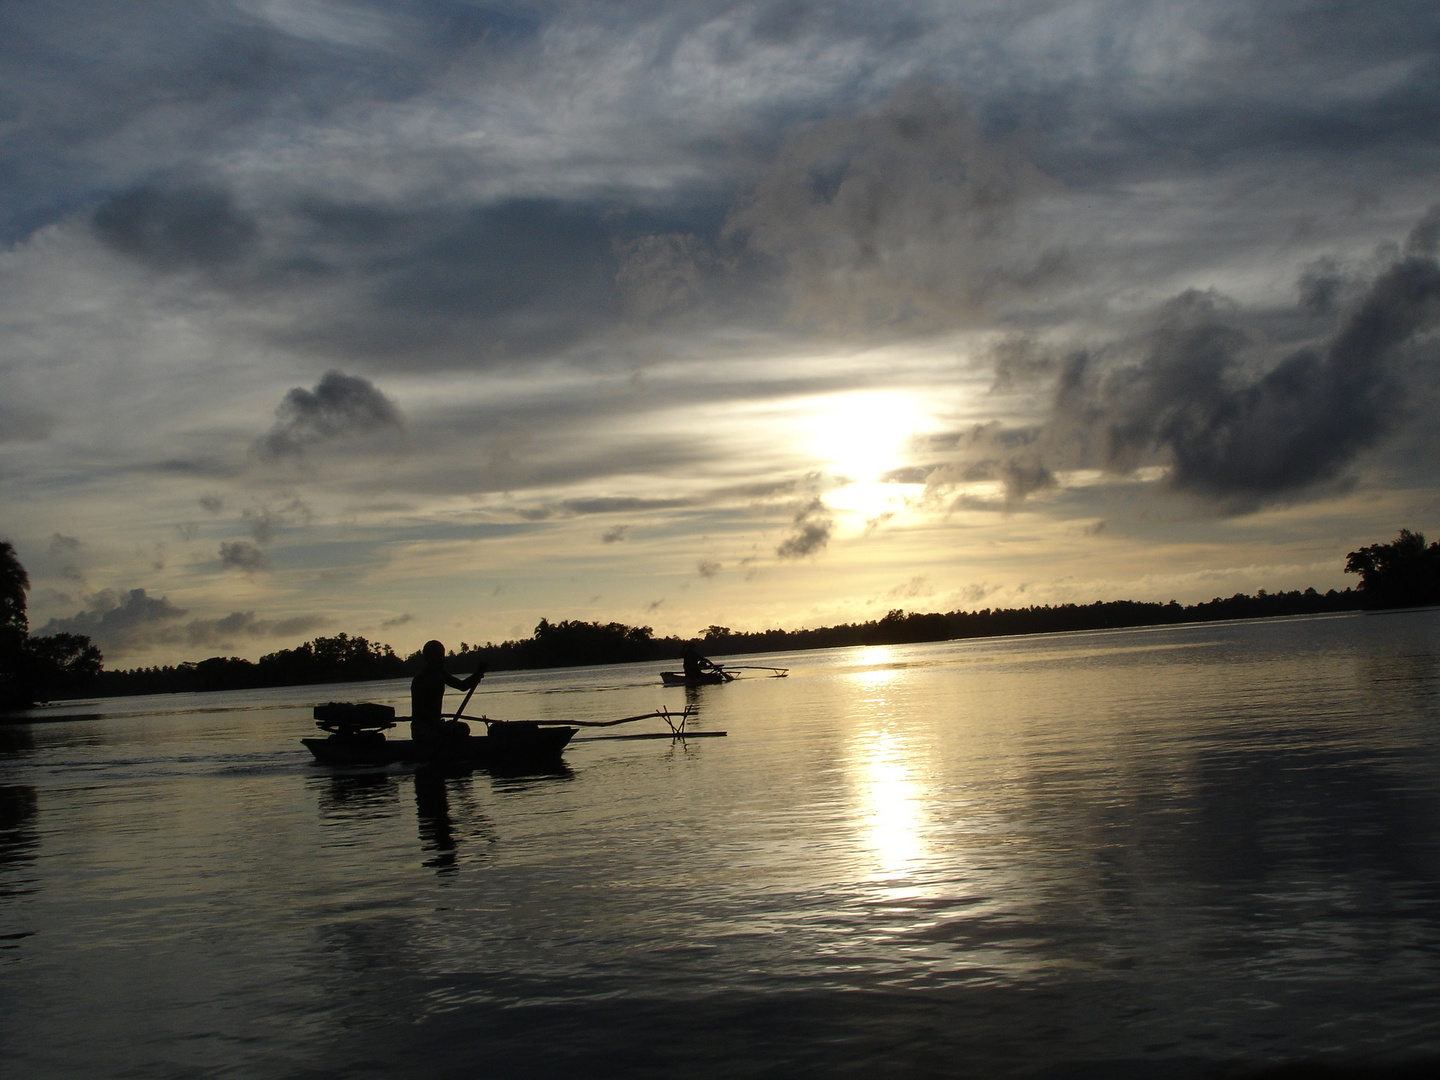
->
2, 611, 1440, 1077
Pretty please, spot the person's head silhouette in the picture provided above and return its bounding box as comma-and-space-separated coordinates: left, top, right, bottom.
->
422, 640, 446, 668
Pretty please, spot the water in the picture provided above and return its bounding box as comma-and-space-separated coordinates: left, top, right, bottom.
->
3, 611, 1440, 1078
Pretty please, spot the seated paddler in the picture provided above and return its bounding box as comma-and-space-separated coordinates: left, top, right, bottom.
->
681, 640, 718, 680
410, 639, 485, 744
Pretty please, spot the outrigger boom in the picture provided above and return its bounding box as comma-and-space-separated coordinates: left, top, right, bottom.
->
453, 705, 724, 741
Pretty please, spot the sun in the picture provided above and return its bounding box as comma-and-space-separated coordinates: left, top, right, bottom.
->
804, 391, 924, 483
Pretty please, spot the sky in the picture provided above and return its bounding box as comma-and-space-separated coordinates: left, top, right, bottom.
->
3, 1, 1440, 667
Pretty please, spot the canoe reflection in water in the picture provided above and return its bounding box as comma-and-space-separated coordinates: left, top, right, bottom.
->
314, 766, 575, 874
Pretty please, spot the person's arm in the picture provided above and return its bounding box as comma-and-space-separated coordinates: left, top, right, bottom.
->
445, 665, 485, 690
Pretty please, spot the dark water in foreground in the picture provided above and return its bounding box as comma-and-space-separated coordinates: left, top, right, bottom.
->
3, 611, 1440, 1078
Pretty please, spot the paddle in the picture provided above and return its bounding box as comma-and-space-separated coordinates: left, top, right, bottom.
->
450, 670, 483, 724
716, 665, 788, 677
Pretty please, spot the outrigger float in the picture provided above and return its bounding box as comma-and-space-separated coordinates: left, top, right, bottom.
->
302, 697, 721, 768
659, 665, 789, 687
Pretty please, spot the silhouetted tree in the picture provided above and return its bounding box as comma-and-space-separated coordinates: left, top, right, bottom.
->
1, 544, 104, 707
22, 633, 104, 701
0, 540, 26, 635
1, 540, 29, 709
257, 633, 406, 685
1345, 529, 1440, 609
526, 618, 656, 667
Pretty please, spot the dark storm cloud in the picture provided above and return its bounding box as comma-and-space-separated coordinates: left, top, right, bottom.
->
1296, 257, 1362, 317
776, 497, 833, 559
293, 198, 623, 363
8, 2, 1439, 254
1112, 266, 1436, 499
173, 610, 329, 648
989, 335, 1061, 392
998, 459, 1056, 503
255, 371, 404, 461
92, 183, 258, 271
979, 211, 1440, 506
275, 196, 744, 369
219, 540, 270, 572
0, 0, 537, 245
725, 82, 1058, 330
37, 590, 328, 657
25, 2, 1436, 392
975, 4, 1440, 186
36, 588, 186, 652
1406, 204, 1440, 257
45, 533, 86, 584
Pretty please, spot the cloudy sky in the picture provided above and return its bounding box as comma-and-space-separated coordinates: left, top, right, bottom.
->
3, 1, 1439, 666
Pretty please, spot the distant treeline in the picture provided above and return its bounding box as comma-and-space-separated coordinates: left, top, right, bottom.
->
5, 528, 1438, 706
687, 587, 1370, 655
90, 633, 408, 698
87, 587, 1368, 699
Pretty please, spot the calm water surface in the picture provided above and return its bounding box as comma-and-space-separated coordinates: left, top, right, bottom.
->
3, 611, 1440, 1078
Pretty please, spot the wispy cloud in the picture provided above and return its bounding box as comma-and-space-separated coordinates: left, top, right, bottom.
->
776, 498, 834, 559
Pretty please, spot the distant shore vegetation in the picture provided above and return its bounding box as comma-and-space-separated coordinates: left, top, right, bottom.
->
3, 529, 1439, 708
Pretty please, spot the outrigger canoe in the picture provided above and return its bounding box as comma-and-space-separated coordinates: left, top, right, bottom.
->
659, 665, 789, 686
660, 669, 733, 686
302, 700, 723, 767
302, 703, 575, 767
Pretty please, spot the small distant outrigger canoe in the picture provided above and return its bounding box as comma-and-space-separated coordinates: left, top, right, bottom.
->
302, 699, 722, 768
660, 669, 733, 686
659, 665, 788, 687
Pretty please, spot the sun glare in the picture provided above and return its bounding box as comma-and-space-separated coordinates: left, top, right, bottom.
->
804, 392, 924, 483
858, 730, 925, 879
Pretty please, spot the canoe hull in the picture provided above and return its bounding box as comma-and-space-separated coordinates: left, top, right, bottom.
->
660, 670, 731, 686
303, 724, 576, 768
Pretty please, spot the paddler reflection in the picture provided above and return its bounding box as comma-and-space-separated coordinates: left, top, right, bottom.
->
413, 766, 459, 872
